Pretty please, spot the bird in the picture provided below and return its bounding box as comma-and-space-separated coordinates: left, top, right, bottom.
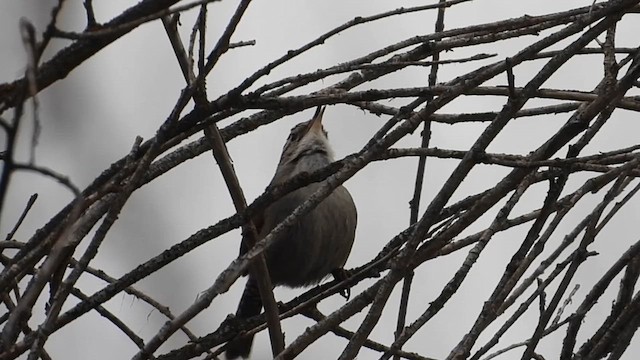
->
225, 106, 357, 359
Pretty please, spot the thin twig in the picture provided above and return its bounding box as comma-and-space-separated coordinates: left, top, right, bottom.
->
5, 194, 38, 241
12, 163, 80, 196
394, 2, 446, 358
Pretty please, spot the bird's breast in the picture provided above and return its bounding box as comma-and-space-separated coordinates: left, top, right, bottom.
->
262, 184, 357, 287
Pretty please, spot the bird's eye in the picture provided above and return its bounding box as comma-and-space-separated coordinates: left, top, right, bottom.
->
289, 130, 302, 142
282, 125, 305, 153
287, 124, 307, 142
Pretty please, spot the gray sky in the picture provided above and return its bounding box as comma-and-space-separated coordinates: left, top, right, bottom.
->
1, 0, 639, 359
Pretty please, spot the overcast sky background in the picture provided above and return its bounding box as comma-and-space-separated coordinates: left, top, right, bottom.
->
1, 0, 640, 359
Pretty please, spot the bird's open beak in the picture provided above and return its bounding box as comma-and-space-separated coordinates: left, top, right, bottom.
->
307, 106, 325, 134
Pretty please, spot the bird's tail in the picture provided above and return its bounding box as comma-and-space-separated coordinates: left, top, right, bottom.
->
226, 277, 263, 359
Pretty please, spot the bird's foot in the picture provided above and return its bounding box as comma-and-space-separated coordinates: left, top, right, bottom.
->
331, 268, 352, 300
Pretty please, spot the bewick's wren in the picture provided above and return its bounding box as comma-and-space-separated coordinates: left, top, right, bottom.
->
225, 107, 357, 359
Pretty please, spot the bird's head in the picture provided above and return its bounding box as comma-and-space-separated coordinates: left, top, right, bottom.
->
272, 106, 335, 184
